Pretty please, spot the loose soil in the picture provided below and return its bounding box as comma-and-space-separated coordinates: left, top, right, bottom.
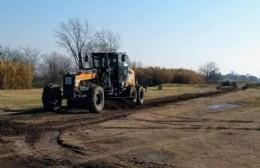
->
0, 88, 259, 168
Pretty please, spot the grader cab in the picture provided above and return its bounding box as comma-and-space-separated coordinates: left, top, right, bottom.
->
42, 52, 144, 113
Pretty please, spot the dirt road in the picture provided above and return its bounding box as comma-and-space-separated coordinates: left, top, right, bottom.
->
0, 88, 259, 168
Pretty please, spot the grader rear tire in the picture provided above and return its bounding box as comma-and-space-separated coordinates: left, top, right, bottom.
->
87, 85, 105, 113
126, 86, 137, 103
42, 83, 62, 112
137, 86, 144, 105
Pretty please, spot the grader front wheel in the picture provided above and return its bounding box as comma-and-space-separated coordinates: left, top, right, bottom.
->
127, 86, 137, 103
42, 83, 62, 112
137, 86, 144, 105
87, 85, 105, 113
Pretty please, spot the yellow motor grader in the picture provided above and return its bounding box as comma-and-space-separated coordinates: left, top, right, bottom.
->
42, 52, 144, 113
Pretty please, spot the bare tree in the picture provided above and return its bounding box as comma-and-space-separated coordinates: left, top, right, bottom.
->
55, 18, 93, 69
0, 45, 41, 77
0, 46, 25, 62
130, 60, 143, 68
38, 52, 72, 84
22, 47, 41, 71
199, 61, 221, 83
94, 29, 121, 52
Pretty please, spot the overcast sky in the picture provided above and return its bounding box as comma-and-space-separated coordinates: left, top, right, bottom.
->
1, 0, 260, 76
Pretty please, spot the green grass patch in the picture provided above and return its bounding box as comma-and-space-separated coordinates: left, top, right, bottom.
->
0, 84, 218, 111
0, 89, 42, 111
145, 84, 216, 99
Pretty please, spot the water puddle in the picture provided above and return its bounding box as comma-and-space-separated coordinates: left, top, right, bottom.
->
1, 136, 32, 157
42, 131, 60, 148
208, 103, 243, 112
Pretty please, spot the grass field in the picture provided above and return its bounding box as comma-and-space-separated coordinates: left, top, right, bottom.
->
0, 84, 216, 112
145, 84, 216, 99
0, 89, 42, 111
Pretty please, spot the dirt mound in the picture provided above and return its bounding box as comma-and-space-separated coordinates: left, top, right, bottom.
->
0, 119, 43, 145
0, 119, 28, 136
0, 156, 72, 168
104, 89, 239, 111
0, 88, 239, 145
73, 160, 120, 168
105, 99, 137, 110
148, 89, 237, 107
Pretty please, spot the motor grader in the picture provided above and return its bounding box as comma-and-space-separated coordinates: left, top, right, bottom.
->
42, 52, 144, 113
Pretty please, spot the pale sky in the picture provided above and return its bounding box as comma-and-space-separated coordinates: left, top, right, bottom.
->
1, 0, 260, 76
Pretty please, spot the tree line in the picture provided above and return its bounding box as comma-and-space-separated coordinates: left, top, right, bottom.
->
1, 18, 259, 89
223, 71, 259, 83
132, 61, 259, 86
133, 67, 204, 86
0, 18, 121, 88
198, 62, 259, 84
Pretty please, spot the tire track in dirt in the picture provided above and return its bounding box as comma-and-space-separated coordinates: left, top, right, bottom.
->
99, 126, 260, 131
129, 118, 255, 124
57, 125, 243, 164
33, 89, 243, 129
56, 132, 87, 155
0, 88, 241, 146
1, 88, 258, 168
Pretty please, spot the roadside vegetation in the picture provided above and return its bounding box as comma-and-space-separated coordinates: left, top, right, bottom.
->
134, 67, 204, 86
0, 84, 215, 112
1, 18, 259, 90
0, 60, 33, 89
0, 89, 42, 111
145, 84, 215, 99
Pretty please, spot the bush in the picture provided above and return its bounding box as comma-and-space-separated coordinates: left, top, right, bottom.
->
133, 67, 204, 86
0, 60, 33, 89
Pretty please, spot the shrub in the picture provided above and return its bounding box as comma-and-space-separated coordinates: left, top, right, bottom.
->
0, 60, 33, 89
133, 67, 204, 86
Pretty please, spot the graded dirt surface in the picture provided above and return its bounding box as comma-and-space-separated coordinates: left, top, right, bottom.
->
0, 88, 259, 168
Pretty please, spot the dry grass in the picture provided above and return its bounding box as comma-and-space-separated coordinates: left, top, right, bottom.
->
145, 84, 216, 99
134, 67, 204, 86
0, 84, 218, 112
0, 60, 33, 90
240, 88, 260, 107
3, 84, 260, 111
0, 89, 42, 111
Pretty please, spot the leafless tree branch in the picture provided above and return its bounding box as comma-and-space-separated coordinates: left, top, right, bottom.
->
55, 18, 93, 69
199, 61, 220, 83
93, 28, 121, 52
